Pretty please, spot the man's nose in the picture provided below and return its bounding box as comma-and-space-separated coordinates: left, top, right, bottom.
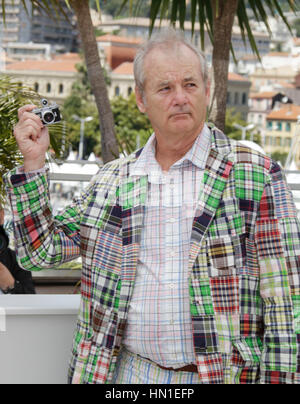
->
173, 86, 187, 106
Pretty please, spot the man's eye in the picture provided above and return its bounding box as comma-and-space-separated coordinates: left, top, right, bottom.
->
186, 83, 196, 88
159, 87, 170, 92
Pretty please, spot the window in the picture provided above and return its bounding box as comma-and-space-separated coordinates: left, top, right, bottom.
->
59, 84, 64, 94
276, 122, 282, 131
34, 82, 39, 92
46, 83, 51, 93
227, 92, 231, 104
276, 137, 281, 146
242, 93, 247, 105
267, 121, 273, 130
285, 138, 292, 147
127, 87, 132, 96
286, 122, 291, 132
234, 92, 239, 105
114, 86, 120, 96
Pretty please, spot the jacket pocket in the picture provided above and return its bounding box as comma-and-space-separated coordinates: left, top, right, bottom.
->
207, 213, 246, 277
71, 306, 119, 384
232, 338, 262, 364
229, 338, 262, 384
92, 304, 118, 349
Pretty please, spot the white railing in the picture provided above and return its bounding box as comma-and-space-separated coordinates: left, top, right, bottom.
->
49, 170, 300, 188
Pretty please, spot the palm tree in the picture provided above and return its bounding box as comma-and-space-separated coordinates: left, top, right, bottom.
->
123, 0, 299, 131
68, 0, 119, 162
1, 0, 119, 163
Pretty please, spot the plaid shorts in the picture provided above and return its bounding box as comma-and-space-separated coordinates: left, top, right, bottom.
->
110, 347, 201, 384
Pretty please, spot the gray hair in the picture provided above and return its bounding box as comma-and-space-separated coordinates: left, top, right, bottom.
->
134, 27, 209, 96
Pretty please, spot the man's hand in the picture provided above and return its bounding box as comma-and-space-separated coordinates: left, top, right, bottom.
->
0, 209, 4, 226
14, 105, 50, 172
0, 262, 15, 291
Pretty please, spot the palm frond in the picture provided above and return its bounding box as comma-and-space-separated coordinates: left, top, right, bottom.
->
128, 0, 300, 60
0, 75, 66, 207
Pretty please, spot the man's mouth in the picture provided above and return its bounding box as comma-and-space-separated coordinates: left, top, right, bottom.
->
170, 112, 190, 119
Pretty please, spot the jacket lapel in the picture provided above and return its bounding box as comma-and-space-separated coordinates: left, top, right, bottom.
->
188, 130, 234, 270
117, 156, 148, 316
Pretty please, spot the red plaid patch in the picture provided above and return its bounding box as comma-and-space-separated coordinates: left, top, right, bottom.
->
210, 276, 239, 313
196, 353, 224, 384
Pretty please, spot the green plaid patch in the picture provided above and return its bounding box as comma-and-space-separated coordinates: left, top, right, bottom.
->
190, 277, 214, 316
235, 164, 265, 201
292, 295, 300, 334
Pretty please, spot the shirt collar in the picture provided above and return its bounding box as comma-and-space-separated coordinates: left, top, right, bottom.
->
130, 124, 211, 177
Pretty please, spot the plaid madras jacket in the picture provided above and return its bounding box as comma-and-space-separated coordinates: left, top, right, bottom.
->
4, 126, 300, 384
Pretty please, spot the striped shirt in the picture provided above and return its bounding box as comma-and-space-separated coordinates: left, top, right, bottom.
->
122, 124, 211, 368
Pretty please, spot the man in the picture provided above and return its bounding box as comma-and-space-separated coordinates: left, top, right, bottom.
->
0, 209, 35, 294
4, 29, 300, 384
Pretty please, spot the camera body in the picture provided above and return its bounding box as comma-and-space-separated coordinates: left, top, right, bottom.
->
32, 99, 62, 126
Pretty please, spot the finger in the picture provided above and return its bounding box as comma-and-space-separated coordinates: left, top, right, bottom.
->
15, 124, 39, 142
19, 111, 44, 128
15, 115, 42, 132
18, 104, 37, 120
14, 119, 42, 141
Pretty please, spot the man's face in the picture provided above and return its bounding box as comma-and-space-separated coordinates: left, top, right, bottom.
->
136, 43, 210, 140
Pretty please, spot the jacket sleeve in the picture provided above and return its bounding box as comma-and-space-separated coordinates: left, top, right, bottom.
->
254, 160, 300, 384
4, 167, 95, 271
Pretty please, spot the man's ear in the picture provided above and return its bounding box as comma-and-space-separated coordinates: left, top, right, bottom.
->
205, 82, 210, 107
135, 86, 146, 114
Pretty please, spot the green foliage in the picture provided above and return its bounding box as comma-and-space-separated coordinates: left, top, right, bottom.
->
0, 75, 64, 207
271, 151, 288, 166
63, 89, 153, 158
292, 18, 300, 37
62, 57, 112, 159
63, 56, 151, 158
90, 0, 152, 18
225, 108, 247, 140
63, 96, 100, 159
225, 108, 261, 145
124, 0, 299, 58
111, 93, 152, 155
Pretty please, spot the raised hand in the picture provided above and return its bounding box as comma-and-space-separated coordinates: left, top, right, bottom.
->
14, 105, 50, 172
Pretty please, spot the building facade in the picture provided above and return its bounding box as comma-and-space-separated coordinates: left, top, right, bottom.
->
264, 104, 300, 164
226, 73, 251, 121
250, 65, 299, 93
5, 53, 80, 103
99, 16, 270, 62
248, 91, 276, 127
109, 62, 135, 99
0, 0, 77, 52
96, 34, 141, 71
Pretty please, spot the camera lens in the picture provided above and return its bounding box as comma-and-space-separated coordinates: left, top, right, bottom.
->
43, 111, 55, 124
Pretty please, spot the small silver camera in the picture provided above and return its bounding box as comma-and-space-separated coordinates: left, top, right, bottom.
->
32, 99, 62, 125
